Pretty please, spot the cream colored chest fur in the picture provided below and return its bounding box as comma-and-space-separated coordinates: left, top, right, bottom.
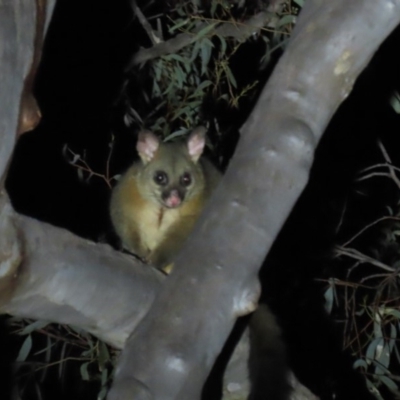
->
136, 203, 180, 252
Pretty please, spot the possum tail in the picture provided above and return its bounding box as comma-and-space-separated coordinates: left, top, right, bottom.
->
248, 304, 291, 400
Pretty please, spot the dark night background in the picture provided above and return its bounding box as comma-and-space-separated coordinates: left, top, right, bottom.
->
3, 0, 400, 399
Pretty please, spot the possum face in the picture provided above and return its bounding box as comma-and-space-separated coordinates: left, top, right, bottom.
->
136, 129, 206, 208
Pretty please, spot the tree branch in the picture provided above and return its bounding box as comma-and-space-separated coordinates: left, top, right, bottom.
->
129, 0, 162, 46
0, 213, 164, 349
0, 0, 57, 305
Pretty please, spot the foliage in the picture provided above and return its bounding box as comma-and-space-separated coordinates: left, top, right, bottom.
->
325, 142, 400, 399
121, 0, 299, 143
10, 318, 116, 399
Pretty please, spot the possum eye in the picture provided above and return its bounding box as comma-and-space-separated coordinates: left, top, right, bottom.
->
180, 172, 192, 187
154, 171, 168, 186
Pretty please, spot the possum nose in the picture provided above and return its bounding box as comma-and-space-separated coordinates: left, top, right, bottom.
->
163, 189, 182, 208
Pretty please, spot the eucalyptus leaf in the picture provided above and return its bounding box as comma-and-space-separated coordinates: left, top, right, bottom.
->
390, 91, 400, 114
366, 337, 384, 363
19, 320, 50, 335
80, 362, 90, 381
98, 341, 110, 371
16, 335, 32, 362
277, 14, 297, 29
225, 65, 237, 89
169, 18, 189, 33
293, 0, 304, 8
195, 23, 217, 40
378, 375, 399, 392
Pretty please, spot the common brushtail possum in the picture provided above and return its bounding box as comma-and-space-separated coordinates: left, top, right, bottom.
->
110, 126, 290, 399
110, 126, 220, 269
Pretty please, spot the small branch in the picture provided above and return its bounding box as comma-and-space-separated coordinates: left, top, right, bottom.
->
129, 0, 161, 45
341, 216, 400, 248
358, 162, 400, 175
357, 141, 400, 189
360, 272, 393, 284
0, 212, 164, 349
378, 139, 400, 189
335, 246, 395, 272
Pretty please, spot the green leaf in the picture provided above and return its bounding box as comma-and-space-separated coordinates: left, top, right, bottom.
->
154, 60, 163, 81
293, 0, 304, 7
98, 385, 108, 400
378, 375, 399, 392
194, 23, 217, 40
190, 39, 201, 62
168, 18, 190, 33
216, 34, 227, 55
163, 80, 176, 96
371, 359, 390, 375
389, 323, 397, 353
17, 335, 32, 362
390, 91, 400, 114
366, 378, 384, 400
353, 358, 368, 370
225, 65, 237, 89
101, 368, 109, 386
165, 129, 189, 141
19, 320, 50, 335
200, 39, 214, 75
80, 362, 90, 381
174, 65, 186, 89
210, 0, 218, 17
165, 53, 186, 64
395, 340, 400, 363
376, 343, 390, 369
366, 337, 384, 363
189, 80, 213, 98
277, 14, 297, 28
382, 308, 400, 319
98, 341, 110, 371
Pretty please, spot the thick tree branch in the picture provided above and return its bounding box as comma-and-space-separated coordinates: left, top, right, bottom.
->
109, 1, 400, 399
0, 0, 56, 304
0, 213, 164, 349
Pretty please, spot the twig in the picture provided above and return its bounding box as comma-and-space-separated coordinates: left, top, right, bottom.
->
106, 134, 115, 184
129, 0, 161, 45
341, 216, 400, 248
358, 162, 400, 175
335, 246, 395, 272
335, 195, 348, 234
378, 139, 400, 189
357, 171, 396, 182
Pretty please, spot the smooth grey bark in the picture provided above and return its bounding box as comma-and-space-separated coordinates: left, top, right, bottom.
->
0, 0, 53, 307
108, 1, 400, 399
1, 214, 164, 349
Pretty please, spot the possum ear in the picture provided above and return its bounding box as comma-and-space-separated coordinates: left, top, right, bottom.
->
186, 126, 206, 163
136, 130, 160, 164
